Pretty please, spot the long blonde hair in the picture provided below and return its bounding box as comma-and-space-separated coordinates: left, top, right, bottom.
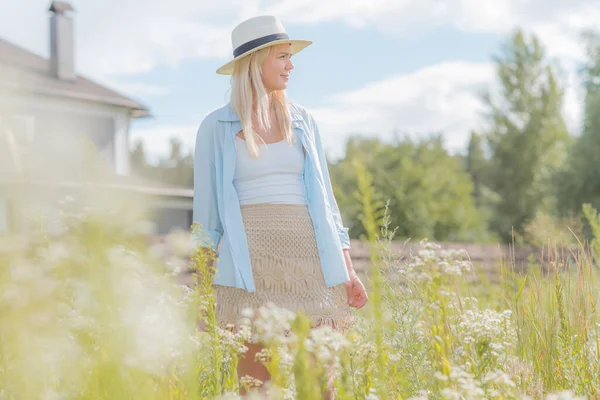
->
230, 45, 294, 159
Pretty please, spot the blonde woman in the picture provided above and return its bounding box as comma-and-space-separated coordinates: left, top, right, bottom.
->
193, 15, 368, 397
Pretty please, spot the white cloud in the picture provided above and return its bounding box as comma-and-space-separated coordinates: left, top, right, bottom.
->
0, 0, 242, 77
105, 81, 171, 97
2, 0, 597, 79
312, 56, 584, 161
268, 0, 599, 62
310, 61, 496, 160
130, 55, 583, 163
2, 0, 593, 161
128, 61, 497, 162
265, 0, 592, 155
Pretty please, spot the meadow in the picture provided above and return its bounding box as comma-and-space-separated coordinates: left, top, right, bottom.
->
1, 190, 600, 400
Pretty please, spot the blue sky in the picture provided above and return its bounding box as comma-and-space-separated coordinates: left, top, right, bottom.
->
1, 0, 596, 162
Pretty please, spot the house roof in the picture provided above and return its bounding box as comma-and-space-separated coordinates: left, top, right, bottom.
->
0, 39, 151, 118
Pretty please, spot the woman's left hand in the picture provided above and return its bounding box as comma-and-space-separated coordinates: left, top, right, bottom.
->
344, 274, 368, 309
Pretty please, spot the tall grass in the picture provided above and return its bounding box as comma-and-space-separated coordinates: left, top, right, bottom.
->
2, 177, 600, 399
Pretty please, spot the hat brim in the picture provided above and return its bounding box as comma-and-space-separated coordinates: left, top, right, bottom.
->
216, 39, 312, 75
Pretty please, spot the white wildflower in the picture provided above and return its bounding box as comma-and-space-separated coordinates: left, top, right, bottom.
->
408, 389, 430, 400
545, 391, 587, 400
434, 371, 449, 382
242, 307, 256, 319
214, 392, 243, 400
483, 369, 517, 388
217, 324, 251, 357
305, 325, 350, 364
366, 387, 380, 400
164, 256, 187, 276
440, 388, 461, 400
37, 242, 70, 266
240, 375, 264, 391
416, 271, 433, 282
130, 219, 156, 236
165, 229, 195, 257
420, 239, 441, 251
103, 246, 195, 375
418, 249, 436, 261
147, 241, 169, 259
399, 241, 473, 282
251, 302, 296, 346
255, 348, 272, 364
455, 308, 516, 359
440, 365, 486, 400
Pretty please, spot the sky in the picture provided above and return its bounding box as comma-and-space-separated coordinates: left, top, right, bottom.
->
1, 0, 598, 163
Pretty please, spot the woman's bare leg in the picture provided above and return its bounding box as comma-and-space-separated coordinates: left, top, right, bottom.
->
325, 361, 335, 400
238, 341, 270, 396
307, 349, 336, 400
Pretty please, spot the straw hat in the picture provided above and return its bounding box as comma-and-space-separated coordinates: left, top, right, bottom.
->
216, 15, 312, 75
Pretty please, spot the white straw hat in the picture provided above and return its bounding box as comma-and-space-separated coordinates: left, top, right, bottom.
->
216, 15, 312, 75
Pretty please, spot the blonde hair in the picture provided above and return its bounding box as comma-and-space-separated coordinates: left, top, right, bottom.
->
230, 45, 294, 159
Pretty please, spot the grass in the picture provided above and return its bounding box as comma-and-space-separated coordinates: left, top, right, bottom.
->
2, 185, 600, 399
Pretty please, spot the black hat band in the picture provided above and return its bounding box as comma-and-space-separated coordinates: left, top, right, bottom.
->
233, 32, 290, 58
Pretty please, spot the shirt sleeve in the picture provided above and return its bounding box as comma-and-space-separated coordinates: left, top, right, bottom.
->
308, 112, 352, 249
192, 116, 223, 251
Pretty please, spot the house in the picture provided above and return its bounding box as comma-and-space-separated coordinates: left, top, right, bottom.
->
0, 1, 193, 237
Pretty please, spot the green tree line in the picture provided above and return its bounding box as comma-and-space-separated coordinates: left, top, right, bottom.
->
132, 28, 600, 245
131, 137, 193, 188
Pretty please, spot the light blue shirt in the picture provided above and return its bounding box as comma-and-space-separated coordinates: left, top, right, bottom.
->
192, 101, 351, 293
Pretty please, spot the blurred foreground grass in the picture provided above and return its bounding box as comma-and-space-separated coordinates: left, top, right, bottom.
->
1, 184, 600, 399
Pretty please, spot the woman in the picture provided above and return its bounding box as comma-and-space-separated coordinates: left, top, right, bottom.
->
193, 15, 368, 397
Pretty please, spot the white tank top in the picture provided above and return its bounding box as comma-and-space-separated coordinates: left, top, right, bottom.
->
233, 135, 307, 205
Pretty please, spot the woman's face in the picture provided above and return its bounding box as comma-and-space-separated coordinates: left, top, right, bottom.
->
261, 43, 294, 92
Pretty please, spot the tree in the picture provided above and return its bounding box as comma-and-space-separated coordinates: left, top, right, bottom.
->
466, 131, 486, 207
556, 31, 600, 218
156, 138, 194, 187
329, 135, 489, 242
131, 140, 151, 177
479, 29, 569, 241
130, 137, 193, 187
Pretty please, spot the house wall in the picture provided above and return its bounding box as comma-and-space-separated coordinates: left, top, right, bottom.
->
0, 93, 131, 176
0, 91, 191, 239
33, 111, 115, 174
0, 195, 7, 232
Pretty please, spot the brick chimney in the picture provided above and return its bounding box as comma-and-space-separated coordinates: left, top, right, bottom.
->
49, 1, 76, 81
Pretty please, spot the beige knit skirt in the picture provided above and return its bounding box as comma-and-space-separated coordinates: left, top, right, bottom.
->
214, 203, 354, 335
